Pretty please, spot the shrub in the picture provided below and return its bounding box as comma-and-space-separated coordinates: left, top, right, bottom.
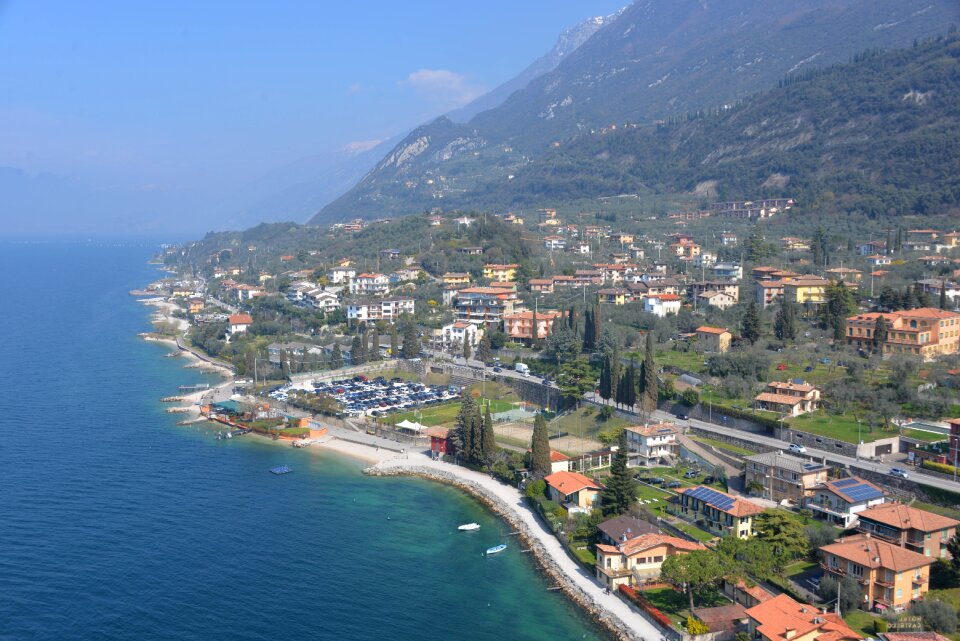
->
686, 616, 710, 635
910, 599, 958, 633
618, 585, 675, 630
923, 460, 958, 475
599, 405, 615, 420
680, 389, 700, 407
874, 619, 888, 634
525, 479, 546, 498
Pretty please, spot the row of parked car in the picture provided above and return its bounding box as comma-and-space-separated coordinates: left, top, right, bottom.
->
270, 375, 461, 418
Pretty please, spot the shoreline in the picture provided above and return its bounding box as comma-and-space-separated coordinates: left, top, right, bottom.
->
135, 292, 657, 641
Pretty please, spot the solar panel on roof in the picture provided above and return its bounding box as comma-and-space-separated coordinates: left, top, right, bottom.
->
833, 478, 859, 488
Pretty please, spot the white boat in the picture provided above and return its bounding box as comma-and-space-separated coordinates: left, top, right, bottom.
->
485, 544, 507, 556
457, 523, 480, 531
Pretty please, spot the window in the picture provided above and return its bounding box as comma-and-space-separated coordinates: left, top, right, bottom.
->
654, 556, 663, 563
850, 563, 864, 577
897, 588, 903, 598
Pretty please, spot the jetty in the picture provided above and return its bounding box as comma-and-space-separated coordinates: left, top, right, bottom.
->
178, 383, 211, 392
160, 396, 184, 403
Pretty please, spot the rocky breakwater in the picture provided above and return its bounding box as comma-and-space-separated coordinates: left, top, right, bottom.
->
364, 459, 656, 641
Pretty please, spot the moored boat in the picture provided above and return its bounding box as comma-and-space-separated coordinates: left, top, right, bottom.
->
485, 544, 507, 555
457, 523, 480, 531
270, 465, 293, 475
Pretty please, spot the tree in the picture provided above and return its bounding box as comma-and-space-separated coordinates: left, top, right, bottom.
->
331, 343, 343, 369
804, 523, 838, 552
530, 306, 538, 348
583, 307, 596, 352
753, 511, 808, 569
941, 281, 948, 310
557, 358, 594, 408
401, 322, 420, 359
455, 394, 483, 466
530, 412, 551, 478
640, 333, 658, 413
661, 549, 732, 611
910, 599, 958, 633
818, 575, 863, 615
774, 299, 798, 342
874, 315, 888, 351
599, 355, 614, 402
686, 617, 710, 635
601, 428, 636, 516
545, 322, 581, 366
390, 325, 399, 358
476, 331, 492, 363
823, 281, 857, 341
746, 228, 775, 263
463, 338, 472, 361
351, 334, 365, 365
481, 405, 497, 466
624, 361, 638, 410
742, 301, 762, 344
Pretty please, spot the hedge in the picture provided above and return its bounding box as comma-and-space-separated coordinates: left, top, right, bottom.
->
923, 460, 959, 475
619, 585, 675, 630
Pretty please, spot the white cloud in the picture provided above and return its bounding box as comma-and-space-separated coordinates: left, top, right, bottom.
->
402, 69, 483, 108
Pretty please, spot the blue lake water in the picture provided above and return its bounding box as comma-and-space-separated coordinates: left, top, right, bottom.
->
0, 241, 603, 641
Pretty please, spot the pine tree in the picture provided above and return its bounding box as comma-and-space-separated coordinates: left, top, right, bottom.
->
481, 406, 497, 466
350, 334, 365, 365
476, 331, 492, 363
600, 428, 636, 516
390, 325, 399, 359
774, 299, 798, 342
331, 343, 343, 369
742, 300, 762, 343
641, 333, 658, 412
530, 412, 551, 479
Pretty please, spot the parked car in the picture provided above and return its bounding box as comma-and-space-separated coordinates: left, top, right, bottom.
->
649, 477, 665, 485
675, 413, 689, 421
702, 476, 716, 484
789, 443, 807, 454
492, 367, 503, 373
808, 575, 821, 589
664, 480, 682, 489
889, 467, 909, 479
683, 470, 699, 479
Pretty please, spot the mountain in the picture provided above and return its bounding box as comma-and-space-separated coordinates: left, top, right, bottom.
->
315, 0, 960, 223
446, 11, 621, 124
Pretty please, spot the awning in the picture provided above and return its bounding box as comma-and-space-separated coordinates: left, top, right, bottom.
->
395, 419, 427, 433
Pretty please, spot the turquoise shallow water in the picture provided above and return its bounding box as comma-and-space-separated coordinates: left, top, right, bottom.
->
0, 242, 603, 641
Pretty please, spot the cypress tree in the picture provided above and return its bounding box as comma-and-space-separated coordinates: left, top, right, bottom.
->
350, 334, 365, 365
614, 368, 626, 408
941, 281, 948, 310
476, 331, 492, 363
401, 322, 420, 359
531, 412, 551, 479
625, 361, 638, 410
583, 308, 595, 351
481, 406, 497, 466
456, 394, 481, 465
331, 343, 343, 369
774, 298, 798, 342
600, 428, 636, 516
390, 325, 399, 358
599, 356, 613, 402
642, 333, 658, 412
742, 300, 762, 343
874, 315, 888, 352
592, 305, 603, 350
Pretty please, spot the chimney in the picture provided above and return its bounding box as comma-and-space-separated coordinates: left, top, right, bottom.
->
785, 628, 796, 640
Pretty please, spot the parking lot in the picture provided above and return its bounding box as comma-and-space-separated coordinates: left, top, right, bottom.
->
269, 375, 461, 418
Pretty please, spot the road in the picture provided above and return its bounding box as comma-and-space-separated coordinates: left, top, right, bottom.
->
583, 392, 960, 495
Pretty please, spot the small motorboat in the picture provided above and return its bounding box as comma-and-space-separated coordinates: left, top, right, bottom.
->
458, 523, 480, 531
485, 544, 507, 556
270, 465, 293, 475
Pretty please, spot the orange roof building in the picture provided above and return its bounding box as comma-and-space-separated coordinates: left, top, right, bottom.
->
856, 503, 959, 559
676, 486, 764, 539
846, 307, 960, 360
745, 593, 861, 641
544, 471, 603, 512
595, 533, 706, 588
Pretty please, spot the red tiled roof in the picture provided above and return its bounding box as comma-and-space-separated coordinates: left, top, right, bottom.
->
821, 534, 935, 572
696, 326, 730, 335
544, 471, 603, 495
745, 594, 861, 641
229, 313, 253, 325
857, 503, 960, 532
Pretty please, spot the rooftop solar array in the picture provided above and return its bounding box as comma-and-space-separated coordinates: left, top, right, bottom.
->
833, 478, 860, 488
686, 486, 736, 511
831, 478, 884, 502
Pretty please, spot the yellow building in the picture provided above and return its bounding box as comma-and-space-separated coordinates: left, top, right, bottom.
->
597, 288, 629, 305
544, 471, 603, 511
675, 486, 764, 539
483, 263, 519, 282
441, 272, 471, 285
784, 277, 829, 305
821, 534, 934, 612
695, 326, 732, 353
595, 533, 705, 588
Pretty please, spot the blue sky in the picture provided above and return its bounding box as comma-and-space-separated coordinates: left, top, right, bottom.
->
0, 1, 626, 234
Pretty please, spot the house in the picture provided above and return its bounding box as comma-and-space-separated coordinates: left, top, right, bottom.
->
806, 477, 887, 528
643, 294, 681, 317
846, 308, 960, 360
915, 279, 960, 308
696, 326, 732, 353
459, 246, 484, 255
720, 233, 738, 246
694, 251, 717, 268
625, 423, 679, 466
544, 471, 603, 513
442, 272, 471, 285
228, 313, 253, 334
754, 380, 821, 417
712, 198, 794, 220
550, 450, 572, 474
821, 534, 935, 612
710, 262, 743, 280
528, 279, 555, 294
455, 287, 518, 327
784, 277, 830, 306
187, 298, 205, 314
675, 486, 764, 539
440, 321, 481, 349
756, 280, 785, 308
858, 240, 887, 256
826, 267, 863, 282
743, 451, 828, 503
483, 264, 519, 282
346, 298, 415, 323
349, 273, 390, 295
234, 284, 267, 301
307, 289, 341, 313
866, 254, 892, 267
723, 579, 777, 608
597, 288, 630, 306
595, 533, 706, 588
744, 593, 861, 641
503, 310, 563, 345
571, 241, 592, 255
698, 290, 738, 310
880, 633, 951, 641
856, 503, 960, 559
611, 232, 635, 245
781, 237, 811, 251
543, 235, 566, 250
688, 280, 740, 302
424, 426, 454, 457
328, 267, 356, 284
596, 515, 658, 547
379, 248, 401, 261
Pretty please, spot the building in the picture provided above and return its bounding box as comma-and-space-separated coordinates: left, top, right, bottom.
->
866, 254, 892, 267
597, 288, 630, 306
346, 298, 414, 323
743, 451, 827, 503
503, 310, 563, 345
596, 515, 659, 547
483, 263, 519, 282
675, 486, 764, 539
859, 240, 887, 256
720, 233, 738, 246
643, 294, 681, 317
455, 287, 518, 327
459, 246, 484, 255
528, 279, 555, 294
756, 280, 785, 308
349, 273, 390, 295
696, 326, 732, 353
543, 235, 566, 250
846, 308, 960, 360
781, 237, 811, 251
696, 290, 737, 310
806, 477, 887, 528
754, 381, 821, 417
784, 277, 830, 306
744, 593, 861, 641
625, 423, 679, 466
440, 321, 481, 349
856, 503, 960, 559
228, 313, 253, 334
544, 471, 603, 513
821, 534, 935, 612
328, 267, 356, 284
441, 272, 471, 285
712, 198, 794, 220
595, 533, 706, 588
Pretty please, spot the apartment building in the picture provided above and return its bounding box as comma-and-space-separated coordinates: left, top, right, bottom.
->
345, 298, 414, 323
856, 503, 960, 559
454, 287, 518, 327
482, 263, 519, 282
624, 423, 679, 466
675, 486, 764, 539
502, 310, 563, 345
806, 477, 887, 528
846, 308, 960, 360
744, 451, 828, 503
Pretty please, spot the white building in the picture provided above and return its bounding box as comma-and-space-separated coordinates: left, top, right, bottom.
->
694, 251, 717, 268
328, 267, 356, 284
643, 294, 681, 317
228, 313, 253, 334
710, 262, 743, 281
544, 235, 566, 251
440, 321, 481, 349
625, 423, 679, 466
346, 298, 414, 323
349, 273, 390, 295
806, 477, 887, 529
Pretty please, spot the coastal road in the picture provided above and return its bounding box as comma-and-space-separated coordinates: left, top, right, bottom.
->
584, 393, 960, 495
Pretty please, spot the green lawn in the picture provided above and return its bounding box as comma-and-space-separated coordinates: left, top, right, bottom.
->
552, 405, 630, 443
902, 428, 948, 443
787, 411, 900, 444
642, 586, 729, 626
843, 608, 881, 637
671, 520, 716, 543
911, 501, 960, 521
690, 436, 755, 457
635, 483, 672, 503
385, 397, 518, 427
784, 559, 818, 578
